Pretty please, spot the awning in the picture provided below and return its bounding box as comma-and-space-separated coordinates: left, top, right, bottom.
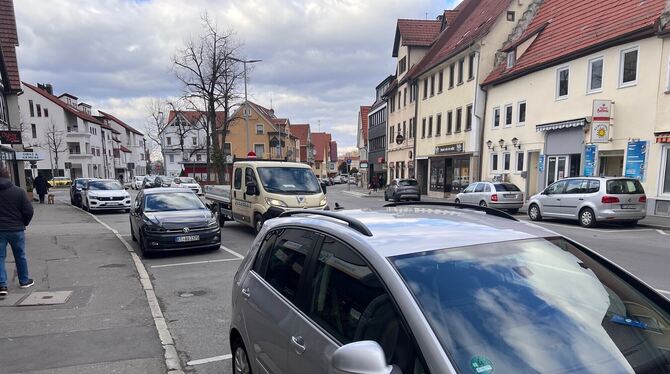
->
536, 118, 587, 132
655, 131, 670, 143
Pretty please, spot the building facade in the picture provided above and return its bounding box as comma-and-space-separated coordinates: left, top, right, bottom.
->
311, 132, 331, 178
367, 76, 392, 186
291, 123, 314, 166
356, 105, 370, 186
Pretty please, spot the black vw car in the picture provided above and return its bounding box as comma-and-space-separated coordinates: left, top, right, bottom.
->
70, 178, 95, 207
129, 188, 221, 256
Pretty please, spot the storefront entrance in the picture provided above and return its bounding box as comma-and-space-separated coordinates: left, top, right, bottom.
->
546, 154, 581, 185
429, 155, 471, 196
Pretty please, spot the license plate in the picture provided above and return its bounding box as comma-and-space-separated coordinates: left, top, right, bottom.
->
620, 204, 637, 210
176, 235, 200, 243
504, 194, 517, 198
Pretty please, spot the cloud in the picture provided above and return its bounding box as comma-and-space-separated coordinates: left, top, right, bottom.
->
15, 0, 459, 149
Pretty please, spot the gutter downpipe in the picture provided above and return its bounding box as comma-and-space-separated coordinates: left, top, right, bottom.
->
412, 78, 419, 185
473, 49, 487, 182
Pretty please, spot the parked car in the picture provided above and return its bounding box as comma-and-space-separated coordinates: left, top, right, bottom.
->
70, 178, 95, 207
384, 178, 420, 201
142, 175, 158, 189
230, 204, 670, 374
129, 188, 220, 256
170, 177, 202, 195
333, 175, 344, 184
132, 176, 145, 190
154, 175, 172, 188
82, 179, 131, 213
455, 181, 524, 214
48, 176, 72, 187
528, 176, 647, 227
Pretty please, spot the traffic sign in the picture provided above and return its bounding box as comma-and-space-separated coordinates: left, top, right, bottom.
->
346, 159, 352, 165
247, 151, 257, 158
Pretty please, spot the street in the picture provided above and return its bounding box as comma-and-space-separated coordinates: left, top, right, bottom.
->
21, 185, 666, 373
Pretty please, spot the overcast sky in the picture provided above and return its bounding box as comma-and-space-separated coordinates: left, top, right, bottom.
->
16, 0, 458, 154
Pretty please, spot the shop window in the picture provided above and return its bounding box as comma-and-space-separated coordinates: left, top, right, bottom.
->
663, 148, 670, 194
619, 46, 638, 87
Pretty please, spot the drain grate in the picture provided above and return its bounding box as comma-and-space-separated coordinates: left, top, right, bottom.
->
18, 291, 72, 306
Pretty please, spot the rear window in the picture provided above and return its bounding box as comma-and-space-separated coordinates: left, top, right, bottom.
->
606, 179, 645, 195
494, 183, 521, 192
399, 179, 418, 186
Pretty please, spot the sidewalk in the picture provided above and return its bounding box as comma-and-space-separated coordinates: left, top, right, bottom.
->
339, 185, 385, 198
0, 202, 165, 373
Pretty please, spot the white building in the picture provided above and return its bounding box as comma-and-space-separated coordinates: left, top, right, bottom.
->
161, 111, 218, 179
97, 111, 146, 180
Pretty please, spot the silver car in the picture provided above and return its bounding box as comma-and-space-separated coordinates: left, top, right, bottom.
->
229, 205, 670, 374
528, 177, 647, 227
455, 182, 523, 213
384, 178, 420, 202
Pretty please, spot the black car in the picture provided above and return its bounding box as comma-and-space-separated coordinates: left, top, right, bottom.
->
129, 188, 221, 256
154, 175, 171, 188
142, 175, 158, 189
70, 178, 95, 207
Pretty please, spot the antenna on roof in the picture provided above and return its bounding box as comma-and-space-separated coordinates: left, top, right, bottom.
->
318, 120, 321, 131
425, 11, 428, 20
270, 93, 273, 110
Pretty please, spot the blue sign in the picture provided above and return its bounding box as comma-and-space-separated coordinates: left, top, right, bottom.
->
624, 140, 648, 181
538, 154, 545, 173
584, 144, 597, 177
346, 159, 352, 165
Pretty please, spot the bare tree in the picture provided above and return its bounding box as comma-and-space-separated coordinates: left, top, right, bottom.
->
173, 14, 244, 182
44, 119, 67, 177
145, 98, 169, 168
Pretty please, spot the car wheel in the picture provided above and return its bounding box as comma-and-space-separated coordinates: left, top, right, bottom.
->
479, 200, 488, 207
125, 208, 131, 213
579, 208, 597, 228
254, 213, 264, 235
625, 220, 639, 227
384, 192, 389, 202
130, 220, 137, 242
416, 195, 421, 201
528, 204, 542, 221
508, 208, 519, 215
393, 194, 400, 203
138, 232, 148, 256
454, 198, 461, 204
232, 336, 252, 374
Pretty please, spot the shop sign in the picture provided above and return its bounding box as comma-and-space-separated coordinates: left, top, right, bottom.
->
538, 154, 545, 172
395, 134, 405, 145
14, 152, 44, 161
624, 140, 648, 181
0, 151, 14, 160
0, 130, 22, 145
434, 142, 464, 155
360, 162, 368, 169
591, 100, 611, 143
584, 144, 597, 177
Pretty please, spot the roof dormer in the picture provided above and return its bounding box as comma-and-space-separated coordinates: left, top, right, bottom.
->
58, 93, 78, 108
78, 102, 92, 115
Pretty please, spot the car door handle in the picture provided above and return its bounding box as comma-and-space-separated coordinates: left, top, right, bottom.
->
578, 198, 584, 201
556, 198, 561, 201
291, 336, 306, 355
241, 287, 250, 299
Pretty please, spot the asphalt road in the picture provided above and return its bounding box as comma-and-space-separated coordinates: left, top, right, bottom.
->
54, 184, 670, 373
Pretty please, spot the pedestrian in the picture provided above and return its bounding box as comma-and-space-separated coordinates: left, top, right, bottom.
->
379, 175, 385, 188
33, 172, 49, 204
0, 166, 35, 297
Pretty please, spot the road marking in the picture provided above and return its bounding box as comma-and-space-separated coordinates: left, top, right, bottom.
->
524, 220, 654, 233
152, 257, 242, 268
187, 354, 232, 366
220, 245, 245, 259
61, 200, 184, 372
657, 229, 669, 236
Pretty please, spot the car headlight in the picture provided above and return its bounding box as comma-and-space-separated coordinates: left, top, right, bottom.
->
265, 198, 288, 207
319, 197, 328, 206
207, 216, 218, 227
88, 194, 98, 200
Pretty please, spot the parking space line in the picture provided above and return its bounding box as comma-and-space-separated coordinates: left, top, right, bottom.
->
657, 230, 669, 236
151, 257, 242, 268
187, 354, 232, 366
220, 245, 245, 259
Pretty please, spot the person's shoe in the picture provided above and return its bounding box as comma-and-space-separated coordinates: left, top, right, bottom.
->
0, 285, 7, 296
19, 279, 34, 289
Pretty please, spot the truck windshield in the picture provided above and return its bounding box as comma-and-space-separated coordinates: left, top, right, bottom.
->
257, 167, 321, 194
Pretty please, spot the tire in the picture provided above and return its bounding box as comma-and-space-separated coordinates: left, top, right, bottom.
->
479, 200, 488, 207
579, 208, 597, 228
253, 213, 264, 235
393, 194, 400, 203
455, 198, 461, 204
232, 336, 252, 374
416, 195, 421, 201
125, 209, 131, 213
625, 220, 639, 227
384, 193, 389, 202
130, 221, 137, 242
508, 208, 519, 215
528, 204, 542, 221
138, 232, 147, 256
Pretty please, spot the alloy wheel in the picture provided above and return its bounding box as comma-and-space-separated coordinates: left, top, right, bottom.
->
580, 209, 594, 227
234, 346, 250, 374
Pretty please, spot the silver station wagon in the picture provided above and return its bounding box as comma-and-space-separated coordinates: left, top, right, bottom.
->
229, 203, 670, 374
455, 182, 524, 213
528, 177, 647, 227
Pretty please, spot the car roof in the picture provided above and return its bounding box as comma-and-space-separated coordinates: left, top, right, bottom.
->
267, 207, 557, 258
142, 187, 198, 195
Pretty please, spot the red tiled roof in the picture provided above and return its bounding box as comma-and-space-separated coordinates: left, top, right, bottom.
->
166, 110, 227, 130
360, 106, 370, 145
397, 19, 441, 47
484, 0, 667, 85
120, 145, 132, 153
291, 124, 310, 145
312, 132, 331, 162
23, 82, 105, 125
98, 110, 143, 136
94, 117, 121, 134
0, 0, 19, 92
443, 10, 460, 26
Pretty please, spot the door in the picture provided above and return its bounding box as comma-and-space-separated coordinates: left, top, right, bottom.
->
130, 192, 144, 238
244, 167, 260, 222
527, 152, 540, 197
240, 228, 320, 374
460, 183, 476, 203
540, 180, 567, 217
473, 182, 486, 205
232, 167, 251, 225
288, 236, 429, 374
560, 179, 588, 218
546, 156, 569, 185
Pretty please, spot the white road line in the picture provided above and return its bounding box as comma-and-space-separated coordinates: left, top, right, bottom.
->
220, 245, 245, 259
152, 257, 242, 268
187, 354, 232, 366
657, 229, 669, 236
527, 220, 654, 233
62, 200, 183, 372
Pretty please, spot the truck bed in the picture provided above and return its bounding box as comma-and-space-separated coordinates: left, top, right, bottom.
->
204, 185, 232, 205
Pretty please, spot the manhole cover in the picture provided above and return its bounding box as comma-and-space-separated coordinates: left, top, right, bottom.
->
18, 291, 72, 306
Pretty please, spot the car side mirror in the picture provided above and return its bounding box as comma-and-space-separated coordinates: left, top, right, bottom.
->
245, 182, 258, 196
321, 182, 327, 194
81, 187, 88, 191
331, 341, 396, 374
542, 190, 549, 195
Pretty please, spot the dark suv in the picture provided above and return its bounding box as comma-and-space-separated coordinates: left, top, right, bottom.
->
70, 178, 94, 207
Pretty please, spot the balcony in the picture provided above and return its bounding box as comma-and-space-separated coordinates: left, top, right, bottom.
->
66, 128, 91, 138
68, 151, 93, 159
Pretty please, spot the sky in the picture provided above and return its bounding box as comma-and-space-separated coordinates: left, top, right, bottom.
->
15, 0, 460, 155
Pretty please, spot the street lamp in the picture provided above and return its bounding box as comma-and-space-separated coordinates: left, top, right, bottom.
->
498, 139, 507, 150
230, 57, 262, 155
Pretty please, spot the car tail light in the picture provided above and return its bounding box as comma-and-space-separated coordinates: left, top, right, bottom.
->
491, 194, 498, 202
601, 196, 620, 204
639, 195, 647, 203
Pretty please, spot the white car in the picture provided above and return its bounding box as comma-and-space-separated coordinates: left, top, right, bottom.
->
82, 179, 132, 213
170, 177, 202, 195
133, 176, 145, 190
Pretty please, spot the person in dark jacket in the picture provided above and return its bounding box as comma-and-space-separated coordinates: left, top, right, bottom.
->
0, 166, 35, 296
33, 173, 49, 204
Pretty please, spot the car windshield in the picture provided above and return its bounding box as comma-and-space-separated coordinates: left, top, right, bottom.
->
88, 181, 123, 190
257, 167, 321, 194
144, 192, 205, 212
391, 237, 670, 374
145, 176, 156, 182
176, 177, 196, 183
607, 179, 645, 194
494, 183, 521, 192
398, 179, 418, 186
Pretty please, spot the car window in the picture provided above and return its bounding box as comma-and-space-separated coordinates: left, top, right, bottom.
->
253, 231, 278, 274
545, 180, 566, 195
262, 229, 319, 302
565, 179, 587, 194
607, 179, 645, 194
494, 183, 521, 192
474, 183, 485, 193
144, 192, 205, 212
307, 236, 428, 373
245, 168, 257, 186
484, 184, 491, 193
587, 180, 601, 193
234, 168, 242, 190
463, 184, 476, 193
398, 180, 418, 186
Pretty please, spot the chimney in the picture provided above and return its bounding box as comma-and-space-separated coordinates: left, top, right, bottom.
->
269, 108, 275, 117
37, 83, 53, 95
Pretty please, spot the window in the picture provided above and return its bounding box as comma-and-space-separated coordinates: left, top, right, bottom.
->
517, 101, 526, 124
166, 137, 172, 146
436, 114, 442, 136
465, 105, 472, 131
468, 53, 476, 80
196, 154, 202, 161
455, 108, 462, 132
620, 47, 638, 87
402, 121, 406, 138
491, 153, 499, 171
423, 78, 428, 99
31, 124, 36, 138
504, 104, 513, 127
256, 124, 264, 134
263, 229, 318, 302
430, 75, 435, 96
428, 116, 433, 137
438, 70, 444, 92
506, 11, 515, 21
397, 92, 401, 110
398, 56, 407, 74
664, 148, 670, 194
449, 64, 455, 88
169, 154, 174, 163
457, 58, 464, 84
492, 107, 500, 128
44, 108, 49, 117
447, 111, 453, 134
474, 183, 485, 193
545, 180, 567, 194
588, 57, 603, 93
565, 179, 587, 194
254, 144, 265, 157
36, 104, 42, 117
507, 50, 517, 69
389, 96, 395, 113
29, 100, 34, 117
192, 137, 197, 146
403, 87, 407, 106
503, 153, 511, 172
224, 143, 232, 156
421, 118, 426, 138
390, 126, 394, 143
556, 66, 569, 99
233, 168, 243, 190
516, 151, 524, 172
